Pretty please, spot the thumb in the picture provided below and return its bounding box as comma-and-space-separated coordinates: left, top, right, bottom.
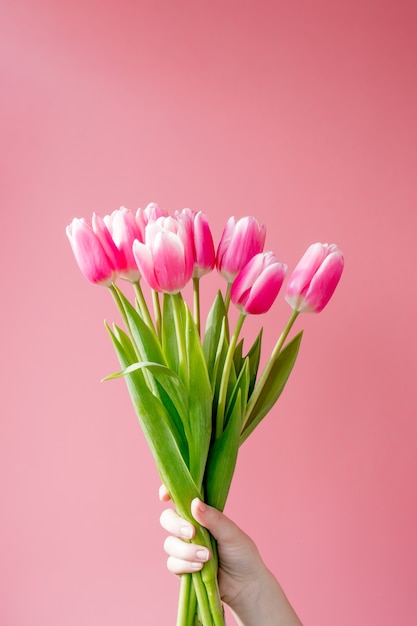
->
190, 498, 246, 547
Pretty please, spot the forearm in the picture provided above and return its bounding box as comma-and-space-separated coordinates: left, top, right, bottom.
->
228, 568, 303, 626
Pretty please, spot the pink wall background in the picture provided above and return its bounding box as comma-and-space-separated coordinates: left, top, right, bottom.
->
1, 1, 416, 625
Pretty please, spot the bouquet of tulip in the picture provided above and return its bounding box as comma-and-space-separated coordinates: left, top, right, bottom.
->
66, 203, 343, 626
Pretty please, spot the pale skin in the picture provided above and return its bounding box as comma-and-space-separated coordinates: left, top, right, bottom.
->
159, 487, 303, 626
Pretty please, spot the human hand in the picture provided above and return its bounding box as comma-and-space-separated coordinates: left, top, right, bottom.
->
159, 486, 265, 608
159, 487, 303, 626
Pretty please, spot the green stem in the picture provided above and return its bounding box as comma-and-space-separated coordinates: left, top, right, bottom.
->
132, 281, 154, 330
108, 283, 155, 391
192, 573, 212, 626
215, 312, 246, 439
177, 574, 195, 626
108, 284, 130, 333
193, 277, 201, 337
187, 583, 197, 626
152, 290, 162, 338
174, 505, 224, 625
172, 292, 189, 387
197, 572, 224, 626
224, 283, 231, 313
242, 308, 299, 429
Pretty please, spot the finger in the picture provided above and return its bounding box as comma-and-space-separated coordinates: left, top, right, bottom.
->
160, 508, 195, 539
190, 498, 247, 546
159, 484, 171, 502
164, 535, 210, 564
166, 555, 205, 575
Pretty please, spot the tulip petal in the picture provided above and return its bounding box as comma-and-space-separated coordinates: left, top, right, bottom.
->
285, 242, 344, 313
67, 219, 116, 286
133, 240, 159, 291
217, 216, 265, 282
92, 213, 124, 272
231, 252, 286, 315
304, 251, 344, 312
111, 208, 142, 281
244, 262, 286, 314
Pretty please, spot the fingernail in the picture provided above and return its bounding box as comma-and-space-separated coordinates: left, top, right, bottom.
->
196, 549, 209, 561
191, 562, 203, 570
180, 525, 193, 539
196, 499, 207, 513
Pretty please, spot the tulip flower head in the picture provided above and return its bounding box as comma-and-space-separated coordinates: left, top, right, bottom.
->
133, 215, 194, 293
231, 252, 287, 315
66, 216, 120, 286
177, 208, 216, 278
104, 207, 142, 282
217, 216, 266, 282
136, 202, 169, 238
285, 243, 344, 313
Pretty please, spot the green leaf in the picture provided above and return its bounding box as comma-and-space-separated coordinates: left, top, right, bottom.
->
184, 303, 212, 488
105, 323, 200, 520
203, 290, 228, 375
211, 323, 237, 413
207, 317, 227, 394
111, 324, 138, 363
204, 390, 241, 512
246, 328, 263, 397
233, 339, 244, 375
105, 322, 146, 387
102, 359, 190, 464
114, 285, 166, 366
240, 331, 303, 444
105, 326, 189, 461
232, 329, 262, 395
225, 358, 250, 428
161, 293, 183, 375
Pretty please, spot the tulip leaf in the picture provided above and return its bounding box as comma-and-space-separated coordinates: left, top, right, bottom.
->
203, 290, 228, 375
111, 323, 138, 364
105, 328, 190, 462
225, 358, 250, 428
113, 285, 166, 366
204, 390, 241, 512
184, 303, 212, 487
161, 293, 182, 375
211, 320, 238, 421
108, 322, 191, 445
233, 339, 244, 375
233, 329, 263, 396
245, 329, 263, 397
105, 323, 200, 519
209, 317, 228, 395
103, 360, 189, 458
240, 331, 303, 444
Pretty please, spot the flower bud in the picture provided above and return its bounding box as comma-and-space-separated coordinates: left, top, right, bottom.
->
285, 243, 344, 313
66, 217, 119, 286
217, 216, 266, 282
104, 207, 142, 282
133, 215, 194, 293
177, 208, 216, 278
231, 252, 287, 315
136, 202, 168, 239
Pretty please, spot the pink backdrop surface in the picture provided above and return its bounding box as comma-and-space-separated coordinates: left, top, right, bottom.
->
1, 1, 416, 625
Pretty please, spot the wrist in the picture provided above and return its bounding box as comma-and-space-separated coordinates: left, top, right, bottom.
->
228, 566, 302, 626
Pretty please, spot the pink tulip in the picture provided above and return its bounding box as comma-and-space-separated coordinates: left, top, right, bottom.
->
104, 207, 142, 282
66, 216, 120, 286
231, 252, 287, 315
285, 243, 344, 313
217, 216, 266, 282
136, 202, 169, 239
177, 208, 216, 278
133, 215, 194, 293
